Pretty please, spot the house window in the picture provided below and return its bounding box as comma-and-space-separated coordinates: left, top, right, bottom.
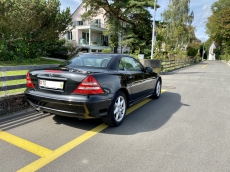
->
95, 19, 101, 24
85, 7, 88, 11
101, 35, 108, 46
95, 19, 101, 27
82, 32, 89, 43
77, 21, 84, 26
67, 31, 72, 40
82, 32, 86, 39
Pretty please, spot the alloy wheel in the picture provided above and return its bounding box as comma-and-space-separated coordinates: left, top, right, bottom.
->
156, 81, 161, 97
113, 96, 126, 122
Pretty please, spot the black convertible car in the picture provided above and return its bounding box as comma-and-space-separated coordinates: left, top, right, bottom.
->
25, 53, 162, 126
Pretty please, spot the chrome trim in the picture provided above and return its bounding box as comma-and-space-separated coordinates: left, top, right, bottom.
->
38, 106, 78, 114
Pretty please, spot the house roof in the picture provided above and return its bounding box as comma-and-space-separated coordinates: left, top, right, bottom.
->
71, 2, 83, 16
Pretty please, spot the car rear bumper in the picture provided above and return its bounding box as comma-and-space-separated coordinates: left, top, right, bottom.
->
24, 89, 113, 119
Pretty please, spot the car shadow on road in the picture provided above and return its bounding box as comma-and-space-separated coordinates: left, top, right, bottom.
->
0, 92, 185, 134
104, 91, 187, 135
53, 115, 102, 130
52, 91, 187, 135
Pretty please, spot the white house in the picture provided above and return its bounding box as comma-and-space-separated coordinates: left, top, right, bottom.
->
63, 3, 109, 53
208, 42, 216, 60
63, 3, 129, 53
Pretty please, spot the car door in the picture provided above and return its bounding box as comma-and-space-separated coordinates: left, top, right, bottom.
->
118, 56, 146, 101
142, 67, 158, 95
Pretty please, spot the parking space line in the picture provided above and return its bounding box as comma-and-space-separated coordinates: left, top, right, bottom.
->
17, 89, 166, 172
202, 64, 208, 68
0, 130, 53, 157
127, 90, 166, 115
17, 124, 108, 172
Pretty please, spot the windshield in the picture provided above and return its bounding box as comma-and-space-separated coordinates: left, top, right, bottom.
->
60, 54, 113, 68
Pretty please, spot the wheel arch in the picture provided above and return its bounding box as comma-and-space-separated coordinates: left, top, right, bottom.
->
155, 76, 162, 88
116, 88, 129, 105
158, 76, 162, 84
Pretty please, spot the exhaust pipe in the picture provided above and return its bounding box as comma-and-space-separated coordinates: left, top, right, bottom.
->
35, 106, 41, 111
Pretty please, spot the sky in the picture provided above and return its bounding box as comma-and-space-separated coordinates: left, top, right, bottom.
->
59, 0, 218, 42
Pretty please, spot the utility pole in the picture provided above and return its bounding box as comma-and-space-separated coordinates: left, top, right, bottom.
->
150, 0, 157, 59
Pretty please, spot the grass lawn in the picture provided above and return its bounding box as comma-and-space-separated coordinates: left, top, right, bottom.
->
0, 57, 62, 66
0, 58, 62, 96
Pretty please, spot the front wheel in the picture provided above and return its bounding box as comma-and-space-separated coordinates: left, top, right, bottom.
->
102, 91, 127, 127
152, 79, 161, 99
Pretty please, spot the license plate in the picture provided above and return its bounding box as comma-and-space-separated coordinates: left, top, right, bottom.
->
39, 80, 64, 90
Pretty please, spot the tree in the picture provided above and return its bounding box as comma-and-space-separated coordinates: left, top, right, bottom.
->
81, 0, 159, 54
187, 42, 200, 57
0, 0, 72, 61
161, 0, 194, 50
0, 0, 72, 42
206, 0, 230, 59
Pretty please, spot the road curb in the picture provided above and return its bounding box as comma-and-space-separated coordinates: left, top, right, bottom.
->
0, 108, 36, 121
0, 93, 32, 119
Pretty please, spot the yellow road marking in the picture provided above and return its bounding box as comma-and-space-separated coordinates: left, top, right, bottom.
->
0, 131, 53, 157
17, 124, 108, 172
17, 89, 166, 172
127, 90, 166, 115
202, 64, 208, 68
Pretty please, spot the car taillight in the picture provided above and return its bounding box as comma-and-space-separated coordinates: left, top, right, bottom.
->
72, 76, 104, 95
26, 72, 35, 88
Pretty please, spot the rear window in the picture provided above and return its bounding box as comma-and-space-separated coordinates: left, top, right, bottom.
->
60, 54, 113, 68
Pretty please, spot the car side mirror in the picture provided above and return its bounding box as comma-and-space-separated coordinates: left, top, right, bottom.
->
145, 67, 152, 73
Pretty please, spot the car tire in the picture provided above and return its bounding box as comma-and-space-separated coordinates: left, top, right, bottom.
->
152, 79, 161, 99
102, 91, 127, 127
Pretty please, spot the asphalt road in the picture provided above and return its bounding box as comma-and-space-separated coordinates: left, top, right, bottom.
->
1, 60, 230, 172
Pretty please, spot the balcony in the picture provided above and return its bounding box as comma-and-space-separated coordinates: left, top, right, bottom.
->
77, 38, 109, 52
73, 20, 106, 29
79, 39, 108, 46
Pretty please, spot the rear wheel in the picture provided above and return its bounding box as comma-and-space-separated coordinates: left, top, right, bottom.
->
152, 79, 161, 99
102, 91, 127, 127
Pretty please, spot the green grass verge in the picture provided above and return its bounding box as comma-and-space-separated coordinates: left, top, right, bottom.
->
0, 58, 62, 96
0, 57, 62, 66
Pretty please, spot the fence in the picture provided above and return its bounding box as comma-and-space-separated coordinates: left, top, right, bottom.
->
161, 57, 197, 72
0, 64, 58, 97
0, 58, 197, 97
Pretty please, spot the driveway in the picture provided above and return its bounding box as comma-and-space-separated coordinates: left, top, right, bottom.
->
0, 60, 230, 172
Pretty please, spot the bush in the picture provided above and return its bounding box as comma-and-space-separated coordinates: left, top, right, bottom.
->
0, 38, 70, 62
0, 41, 13, 61
0, 37, 56, 62
187, 42, 201, 57
44, 39, 68, 60
102, 48, 112, 53
0, 40, 43, 62
128, 53, 138, 59
219, 54, 230, 61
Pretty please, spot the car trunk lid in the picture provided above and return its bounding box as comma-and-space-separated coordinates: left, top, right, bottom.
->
29, 67, 105, 95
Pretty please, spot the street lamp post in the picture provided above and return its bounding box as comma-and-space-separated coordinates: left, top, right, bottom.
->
150, 0, 157, 59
